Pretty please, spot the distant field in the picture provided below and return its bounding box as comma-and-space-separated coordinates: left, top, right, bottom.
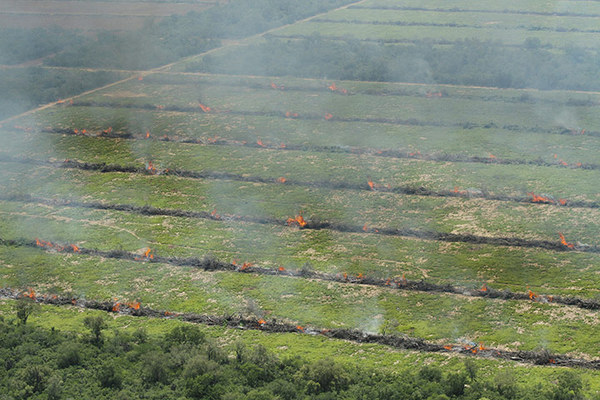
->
0, 0, 215, 30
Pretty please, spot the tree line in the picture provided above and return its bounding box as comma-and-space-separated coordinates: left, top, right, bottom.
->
0, 298, 588, 400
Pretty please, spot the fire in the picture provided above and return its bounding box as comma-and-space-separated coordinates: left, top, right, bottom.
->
112, 303, 121, 312
146, 161, 156, 174
156, 105, 165, 110
257, 139, 266, 147
258, 319, 266, 325
328, 83, 347, 94
127, 301, 140, 310
73, 129, 79, 134
443, 345, 453, 350
384, 278, 391, 286
296, 325, 304, 332
241, 262, 253, 271
146, 130, 150, 139
138, 76, 143, 81
559, 232, 575, 249
481, 283, 488, 292
528, 192, 554, 204
548, 295, 554, 302
136, 248, 154, 261
24, 288, 36, 299
284, 111, 299, 118
102, 127, 113, 134
489, 154, 496, 160
549, 359, 556, 364
362, 224, 368, 232
280, 143, 286, 148
324, 113, 333, 120
199, 103, 211, 113
400, 274, 407, 285
270, 82, 284, 90
529, 290, 538, 300
559, 198, 568, 206
426, 91, 442, 98
367, 180, 375, 190
479, 342, 486, 351
287, 215, 307, 227
343, 272, 347, 280
278, 266, 285, 272
328, 83, 337, 91
277, 177, 287, 183
559, 160, 568, 166
70, 244, 80, 253
357, 273, 364, 279
408, 150, 421, 157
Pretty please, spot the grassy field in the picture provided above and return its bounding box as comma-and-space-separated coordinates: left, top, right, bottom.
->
2, 0, 600, 396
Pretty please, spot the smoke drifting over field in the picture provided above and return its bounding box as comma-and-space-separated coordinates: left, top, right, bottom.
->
1, 1, 600, 388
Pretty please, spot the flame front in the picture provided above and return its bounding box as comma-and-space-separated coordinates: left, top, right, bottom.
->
199, 103, 211, 113
287, 215, 307, 227
559, 232, 575, 249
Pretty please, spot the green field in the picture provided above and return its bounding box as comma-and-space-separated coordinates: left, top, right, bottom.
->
2, 0, 600, 397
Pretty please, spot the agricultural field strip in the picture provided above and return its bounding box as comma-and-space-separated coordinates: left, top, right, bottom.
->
64, 101, 599, 140
3, 155, 598, 246
350, 5, 600, 18
1, 287, 598, 369
138, 74, 600, 108
3, 232, 599, 313
1, 176, 592, 253
39, 126, 600, 172
355, 0, 600, 14
7, 129, 600, 210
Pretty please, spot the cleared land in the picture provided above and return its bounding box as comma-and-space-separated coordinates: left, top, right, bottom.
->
1, 0, 600, 395
0, 0, 214, 30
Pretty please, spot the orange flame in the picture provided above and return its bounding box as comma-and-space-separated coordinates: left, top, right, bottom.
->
343, 272, 347, 280
479, 342, 486, 351
362, 224, 368, 232
328, 83, 337, 91
528, 192, 554, 204
127, 302, 140, 310
241, 262, 253, 271
138, 76, 143, 81
277, 177, 287, 183
559, 199, 568, 206
357, 273, 364, 279
401, 274, 407, 285
559, 232, 575, 249
549, 358, 556, 364
325, 113, 333, 120
270, 82, 283, 90
71, 244, 80, 253
258, 319, 266, 325
24, 288, 36, 299
112, 303, 121, 312
147, 161, 156, 174
278, 266, 285, 272
481, 283, 488, 292
284, 111, 299, 118
548, 295, 554, 302
489, 154, 496, 159
559, 160, 568, 166
199, 103, 211, 113
384, 278, 391, 286
257, 139, 266, 147
443, 345, 453, 350
146, 130, 150, 139
529, 290, 538, 300
287, 215, 307, 227
367, 180, 375, 190
280, 143, 286, 148
296, 325, 304, 332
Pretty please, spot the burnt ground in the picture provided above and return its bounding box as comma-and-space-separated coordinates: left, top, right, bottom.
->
1, 233, 599, 312
1, 286, 598, 370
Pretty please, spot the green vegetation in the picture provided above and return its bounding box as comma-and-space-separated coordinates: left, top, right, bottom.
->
0, 27, 84, 65
0, 309, 593, 399
190, 36, 600, 90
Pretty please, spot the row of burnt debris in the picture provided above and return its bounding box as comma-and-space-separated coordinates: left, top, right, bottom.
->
1, 234, 599, 312
41, 126, 600, 171
1, 286, 598, 369
64, 101, 600, 138
1, 192, 596, 254
3, 153, 599, 211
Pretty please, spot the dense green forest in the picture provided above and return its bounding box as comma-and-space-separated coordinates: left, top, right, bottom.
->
190, 36, 600, 91
0, 27, 84, 66
0, 303, 589, 400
